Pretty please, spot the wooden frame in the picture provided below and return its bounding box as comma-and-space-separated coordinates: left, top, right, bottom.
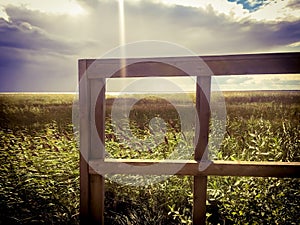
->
79, 52, 300, 225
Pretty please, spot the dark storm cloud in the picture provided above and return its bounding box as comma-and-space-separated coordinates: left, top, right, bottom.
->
0, 12, 85, 54
0, 7, 90, 76
287, 0, 300, 9
272, 21, 300, 45
0, 6, 91, 92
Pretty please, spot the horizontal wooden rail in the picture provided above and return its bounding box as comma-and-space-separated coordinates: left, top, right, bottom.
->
89, 159, 300, 178
81, 52, 300, 78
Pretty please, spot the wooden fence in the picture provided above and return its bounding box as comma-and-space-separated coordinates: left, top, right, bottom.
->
79, 52, 300, 225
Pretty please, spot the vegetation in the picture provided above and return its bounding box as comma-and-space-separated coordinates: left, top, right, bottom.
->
0, 91, 299, 224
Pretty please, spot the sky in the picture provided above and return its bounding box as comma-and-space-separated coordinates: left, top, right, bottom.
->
0, 0, 299, 92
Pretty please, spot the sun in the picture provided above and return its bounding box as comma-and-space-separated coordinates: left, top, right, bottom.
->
64, 1, 86, 16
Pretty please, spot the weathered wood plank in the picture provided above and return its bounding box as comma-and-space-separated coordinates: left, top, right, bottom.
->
90, 79, 106, 159
89, 174, 104, 225
79, 60, 90, 224
194, 76, 211, 225
79, 60, 87, 81
89, 77, 106, 224
203, 52, 300, 75
85, 57, 207, 78
79, 156, 89, 225
79, 60, 106, 225
82, 52, 300, 78
195, 76, 211, 161
88, 159, 300, 177
193, 176, 207, 225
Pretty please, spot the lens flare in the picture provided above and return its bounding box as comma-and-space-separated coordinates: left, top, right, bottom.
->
118, 0, 127, 77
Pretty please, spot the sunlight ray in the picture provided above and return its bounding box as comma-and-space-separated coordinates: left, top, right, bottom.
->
118, 0, 127, 77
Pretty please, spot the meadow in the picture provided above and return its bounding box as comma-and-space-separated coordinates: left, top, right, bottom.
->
0, 91, 299, 224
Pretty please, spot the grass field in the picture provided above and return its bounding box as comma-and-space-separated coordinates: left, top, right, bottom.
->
0, 91, 299, 224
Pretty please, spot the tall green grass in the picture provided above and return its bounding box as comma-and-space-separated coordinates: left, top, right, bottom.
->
0, 91, 299, 224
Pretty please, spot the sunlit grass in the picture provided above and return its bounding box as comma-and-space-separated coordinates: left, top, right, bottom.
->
0, 91, 299, 224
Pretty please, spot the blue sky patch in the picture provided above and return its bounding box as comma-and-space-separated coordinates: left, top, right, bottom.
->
228, 0, 266, 12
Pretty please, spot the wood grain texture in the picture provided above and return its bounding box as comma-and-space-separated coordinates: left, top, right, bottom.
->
194, 76, 211, 225
81, 52, 300, 78
89, 77, 105, 224
89, 174, 104, 225
195, 76, 211, 161
193, 176, 207, 225
79, 60, 90, 224
79, 60, 105, 225
89, 159, 300, 177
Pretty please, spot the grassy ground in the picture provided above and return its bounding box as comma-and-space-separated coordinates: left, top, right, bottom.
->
0, 91, 299, 224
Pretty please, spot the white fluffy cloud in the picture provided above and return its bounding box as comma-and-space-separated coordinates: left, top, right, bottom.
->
218, 75, 300, 90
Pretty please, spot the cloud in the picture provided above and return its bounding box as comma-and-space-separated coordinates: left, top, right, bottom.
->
216, 75, 300, 91
4, 0, 300, 55
0, 18, 80, 54
287, 0, 300, 9
3, 3, 118, 55
0, 16, 80, 91
0, 0, 299, 91
224, 76, 253, 84
248, 0, 300, 22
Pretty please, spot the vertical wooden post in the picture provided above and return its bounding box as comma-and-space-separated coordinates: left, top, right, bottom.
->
79, 60, 105, 225
193, 176, 208, 225
89, 174, 105, 224
193, 76, 211, 225
90, 79, 106, 224
79, 60, 90, 224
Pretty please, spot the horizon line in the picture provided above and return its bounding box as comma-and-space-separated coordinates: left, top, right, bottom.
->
0, 90, 299, 95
